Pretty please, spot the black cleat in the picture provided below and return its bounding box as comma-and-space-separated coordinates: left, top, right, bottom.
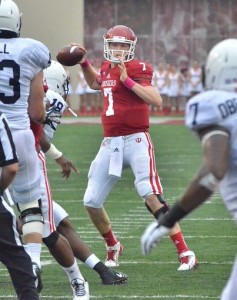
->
100, 267, 128, 285
32, 263, 43, 293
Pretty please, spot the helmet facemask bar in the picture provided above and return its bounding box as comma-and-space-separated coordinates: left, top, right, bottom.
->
63, 77, 69, 100
104, 38, 136, 63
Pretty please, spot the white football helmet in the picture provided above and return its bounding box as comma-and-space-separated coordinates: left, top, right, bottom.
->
103, 25, 137, 63
0, 0, 22, 37
43, 60, 69, 98
205, 38, 237, 92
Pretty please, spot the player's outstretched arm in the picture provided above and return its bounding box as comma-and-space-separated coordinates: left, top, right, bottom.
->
40, 131, 79, 179
55, 155, 79, 179
141, 126, 230, 256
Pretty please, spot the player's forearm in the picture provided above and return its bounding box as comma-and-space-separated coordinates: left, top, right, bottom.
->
0, 163, 18, 192
80, 60, 100, 90
178, 180, 213, 212
159, 183, 213, 229
28, 72, 46, 123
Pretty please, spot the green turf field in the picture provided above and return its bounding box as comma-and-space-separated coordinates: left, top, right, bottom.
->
1, 121, 236, 299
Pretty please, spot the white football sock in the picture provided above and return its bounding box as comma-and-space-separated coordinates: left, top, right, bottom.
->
85, 254, 100, 269
62, 259, 84, 282
27, 243, 42, 267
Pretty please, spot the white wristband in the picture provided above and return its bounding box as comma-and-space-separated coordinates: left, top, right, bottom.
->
202, 130, 229, 146
44, 143, 62, 160
199, 173, 220, 192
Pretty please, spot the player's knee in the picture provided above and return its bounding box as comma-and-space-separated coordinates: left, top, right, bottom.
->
136, 181, 151, 198
136, 179, 163, 201
83, 192, 103, 208
18, 200, 44, 236
145, 194, 170, 220
57, 217, 73, 235
43, 231, 59, 248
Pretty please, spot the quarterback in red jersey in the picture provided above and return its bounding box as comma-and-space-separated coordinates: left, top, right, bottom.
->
76, 25, 198, 270
100, 59, 152, 136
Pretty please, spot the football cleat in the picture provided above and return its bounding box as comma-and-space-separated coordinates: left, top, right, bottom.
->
105, 241, 123, 267
32, 262, 43, 294
70, 278, 89, 300
178, 250, 198, 271
100, 267, 128, 285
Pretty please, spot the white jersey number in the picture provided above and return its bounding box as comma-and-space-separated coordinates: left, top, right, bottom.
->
0, 59, 20, 104
104, 87, 114, 116
139, 62, 146, 71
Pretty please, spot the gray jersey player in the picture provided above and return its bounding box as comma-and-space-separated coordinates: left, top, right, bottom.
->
0, 0, 51, 292
141, 38, 237, 300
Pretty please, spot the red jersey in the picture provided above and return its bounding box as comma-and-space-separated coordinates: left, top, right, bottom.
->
100, 59, 153, 137
30, 120, 43, 151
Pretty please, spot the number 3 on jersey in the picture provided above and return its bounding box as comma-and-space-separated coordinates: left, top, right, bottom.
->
104, 87, 114, 116
0, 59, 20, 104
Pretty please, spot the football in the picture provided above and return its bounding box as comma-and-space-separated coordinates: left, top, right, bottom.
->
56, 44, 86, 66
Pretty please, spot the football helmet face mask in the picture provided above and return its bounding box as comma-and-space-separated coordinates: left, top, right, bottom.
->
43, 60, 69, 98
104, 25, 137, 63
205, 38, 237, 92
0, 0, 22, 37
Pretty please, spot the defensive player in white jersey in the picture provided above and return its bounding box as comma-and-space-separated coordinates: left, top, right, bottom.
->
141, 38, 237, 300
0, 0, 55, 291
0, 112, 39, 299
73, 25, 198, 271
43, 60, 128, 287
28, 61, 89, 300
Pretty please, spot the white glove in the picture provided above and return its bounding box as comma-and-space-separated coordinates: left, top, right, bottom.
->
44, 108, 61, 131
140, 221, 171, 256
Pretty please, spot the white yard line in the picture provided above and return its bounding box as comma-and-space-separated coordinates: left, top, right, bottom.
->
61, 116, 184, 125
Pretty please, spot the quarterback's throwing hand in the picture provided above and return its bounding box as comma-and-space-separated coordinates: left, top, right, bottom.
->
141, 221, 171, 256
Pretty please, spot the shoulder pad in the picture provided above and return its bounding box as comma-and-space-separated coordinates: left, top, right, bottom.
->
22, 38, 51, 70
185, 91, 222, 130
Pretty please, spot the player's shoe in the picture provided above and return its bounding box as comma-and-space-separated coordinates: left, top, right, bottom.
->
32, 262, 43, 294
178, 250, 198, 271
71, 278, 89, 300
100, 267, 128, 285
105, 241, 123, 267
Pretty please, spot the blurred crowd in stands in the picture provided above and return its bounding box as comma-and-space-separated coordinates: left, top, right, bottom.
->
66, 59, 204, 116
66, 0, 237, 116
